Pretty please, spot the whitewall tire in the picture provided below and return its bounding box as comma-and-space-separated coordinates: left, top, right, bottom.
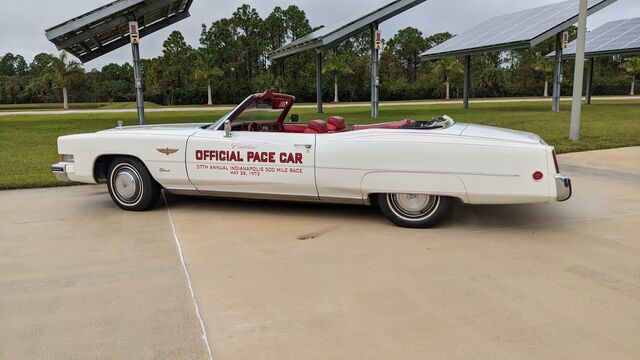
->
377, 193, 450, 228
107, 157, 161, 211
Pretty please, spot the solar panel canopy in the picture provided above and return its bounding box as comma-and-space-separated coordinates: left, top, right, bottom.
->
421, 0, 618, 59
554, 17, 640, 58
269, 0, 427, 60
45, 0, 193, 63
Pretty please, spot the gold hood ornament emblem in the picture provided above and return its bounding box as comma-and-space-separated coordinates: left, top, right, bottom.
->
157, 148, 179, 156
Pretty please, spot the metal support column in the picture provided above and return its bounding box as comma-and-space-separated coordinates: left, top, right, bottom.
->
131, 42, 145, 125
316, 51, 323, 114
570, 0, 588, 141
551, 32, 563, 112
371, 23, 380, 119
586, 57, 595, 105
463, 55, 471, 109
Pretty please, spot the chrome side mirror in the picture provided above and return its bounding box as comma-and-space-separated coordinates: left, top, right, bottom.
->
224, 120, 232, 138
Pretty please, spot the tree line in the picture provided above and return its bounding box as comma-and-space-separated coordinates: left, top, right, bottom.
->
1, 4, 638, 106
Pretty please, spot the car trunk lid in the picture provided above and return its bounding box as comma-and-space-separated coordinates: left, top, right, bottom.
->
461, 124, 542, 144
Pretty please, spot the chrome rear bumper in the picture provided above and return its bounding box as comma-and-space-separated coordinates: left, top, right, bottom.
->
51, 162, 70, 182
555, 174, 572, 201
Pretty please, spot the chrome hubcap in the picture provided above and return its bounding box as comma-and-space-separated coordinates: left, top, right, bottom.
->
115, 170, 137, 200
111, 164, 143, 205
388, 193, 439, 220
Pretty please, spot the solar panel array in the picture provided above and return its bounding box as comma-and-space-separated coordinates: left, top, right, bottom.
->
269, 0, 427, 60
46, 0, 193, 63
560, 17, 640, 57
421, 0, 617, 59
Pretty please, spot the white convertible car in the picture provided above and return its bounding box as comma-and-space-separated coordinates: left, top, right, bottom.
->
52, 91, 571, 228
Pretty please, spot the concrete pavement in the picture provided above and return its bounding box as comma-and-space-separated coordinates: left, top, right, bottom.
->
165, 148, 640, 360
1, 148, 639, 359
0, 187, 208, 359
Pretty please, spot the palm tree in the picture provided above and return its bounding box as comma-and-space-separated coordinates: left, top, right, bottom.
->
432, 58, 463, 100
323, 52, 354, 103
532, 57, 554, 97
619, 57, 640, 96
44, 52, 84, 109
194, 52, 224, 106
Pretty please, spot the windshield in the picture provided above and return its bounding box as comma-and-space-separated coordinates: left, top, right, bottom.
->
235, 100, 286, 123
207, 94, 257, 130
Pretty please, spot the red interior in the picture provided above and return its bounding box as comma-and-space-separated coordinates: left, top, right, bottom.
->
304, 120, 329, 134
282, 124, 308, 133
281, 118, 415, 133
327, 116, 346, 132
231, 91, 416, 134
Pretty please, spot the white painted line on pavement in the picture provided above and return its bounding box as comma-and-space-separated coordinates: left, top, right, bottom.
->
163, 192, 214, 360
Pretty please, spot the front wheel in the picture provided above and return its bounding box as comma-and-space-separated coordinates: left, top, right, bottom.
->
377, 193, 451, 228
107, 157, 161, 211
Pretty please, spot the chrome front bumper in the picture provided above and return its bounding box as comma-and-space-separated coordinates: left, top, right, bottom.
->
555, 174, 572, 201
51, 162, 71, 182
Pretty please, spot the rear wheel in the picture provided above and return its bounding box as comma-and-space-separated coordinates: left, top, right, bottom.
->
377, 193, 450, 228
107, 157, 161, 211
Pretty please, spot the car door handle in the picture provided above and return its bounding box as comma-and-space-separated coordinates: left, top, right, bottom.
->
295, 144, 312, 149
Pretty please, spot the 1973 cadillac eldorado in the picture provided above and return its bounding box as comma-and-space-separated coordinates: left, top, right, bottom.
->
52, 91, 571, 228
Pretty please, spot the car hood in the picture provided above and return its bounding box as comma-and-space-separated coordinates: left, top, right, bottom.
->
460, 124, 543, 144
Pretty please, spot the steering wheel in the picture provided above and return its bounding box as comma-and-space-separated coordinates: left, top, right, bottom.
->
247, 122, 262, 132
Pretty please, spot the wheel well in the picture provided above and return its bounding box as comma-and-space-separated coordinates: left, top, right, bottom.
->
93, 154, 148, 182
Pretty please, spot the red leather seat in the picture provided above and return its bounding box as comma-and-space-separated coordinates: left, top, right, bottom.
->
283, 124, 308, 133
304, 119, 328, 134
327, 116, 346, 132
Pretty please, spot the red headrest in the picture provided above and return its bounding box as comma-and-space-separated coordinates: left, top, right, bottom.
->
327, 116, 345, 131
308, 120, 328, 133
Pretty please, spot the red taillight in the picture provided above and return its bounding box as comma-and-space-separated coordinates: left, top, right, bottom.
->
533, 171, 544, 181
552, 150, 560, 173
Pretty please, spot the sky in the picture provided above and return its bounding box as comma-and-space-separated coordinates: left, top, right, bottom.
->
1, 0, 638, 70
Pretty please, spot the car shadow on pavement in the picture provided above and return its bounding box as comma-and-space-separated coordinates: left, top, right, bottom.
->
162, 192, 569, 231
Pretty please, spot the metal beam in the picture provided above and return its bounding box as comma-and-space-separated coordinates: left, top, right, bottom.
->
463, 55, 471, 109
93, 37, 103, 49
79, 42, 92, 54
55, 0, 177, 50
316, 52, 323, 114
268, 0, 427, 61
371, 23, 380, 119
421, 41, 531, 60
557, 48, 640, 59
270, 40, 323, 60
78, 11, 190, 63
586, 57, 595, 104
45, 0, 144, 41
167, 2, 174, 16
552, 32, 563, 112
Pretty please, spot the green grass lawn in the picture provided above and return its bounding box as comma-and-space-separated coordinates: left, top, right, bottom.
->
0, 102, 108, 111
0, 101, 168, 111
0, 100, 638, 190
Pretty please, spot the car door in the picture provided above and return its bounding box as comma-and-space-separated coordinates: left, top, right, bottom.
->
186, 129, 317, 198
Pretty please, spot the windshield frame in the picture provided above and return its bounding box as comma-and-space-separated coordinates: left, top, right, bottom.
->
206, 94, 258, 130
206, 91, 295, 130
